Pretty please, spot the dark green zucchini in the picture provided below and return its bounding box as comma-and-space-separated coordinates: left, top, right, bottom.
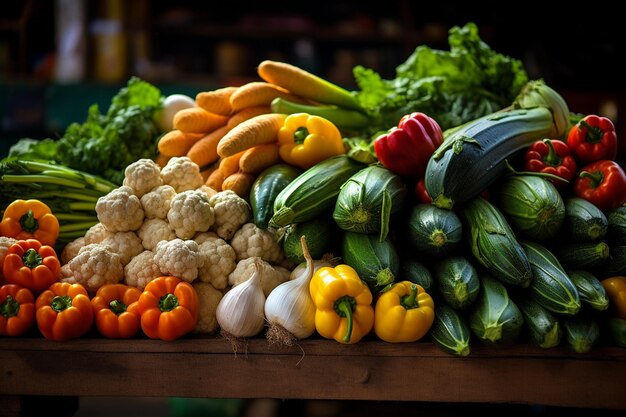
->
399, 259, 434, 293
282, 217, 335, 264
567, 270, 609, 311
563, 197, 608, 242
515, 296, 562, 349
340, 231, 399, 292
599, 245, 626, 277
250, 164, 301, 228
406, 203, 462, 258
554, 241, 610, 270
607, 317, 626, 348
607, 207, 626, 245
430, 303, 472, 356
563, 316, 600, 353
434, 256, 480, 310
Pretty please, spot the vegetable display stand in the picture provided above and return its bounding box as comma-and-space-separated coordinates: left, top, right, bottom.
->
1, 337, 625, 416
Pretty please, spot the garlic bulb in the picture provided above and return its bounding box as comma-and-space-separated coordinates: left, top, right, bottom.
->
216, 258, 266, 338
265, 236, 316, 342
289, 253, 340, 280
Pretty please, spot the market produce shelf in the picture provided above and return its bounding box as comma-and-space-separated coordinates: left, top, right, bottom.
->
1, 336, 625, 413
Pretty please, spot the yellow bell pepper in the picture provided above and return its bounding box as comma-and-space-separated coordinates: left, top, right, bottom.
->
374, 281, 435, 343
602, 276, 626, 320
309, 264, 374, 344
277, 113, 346, 169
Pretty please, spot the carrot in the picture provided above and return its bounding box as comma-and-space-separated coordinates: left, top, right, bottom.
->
257, 60, 362, 111
173, 107, 228, 134
205, 167, 225, 192
222, 172, 255, 198
200, 164, 217, 182
227, 106, 271, 130
157, 129, 205, 157
219, 151, 245, 178
187, 125, 230, 168
217, 113, 286, 158
239, 144, 281, 174
154, 153, 172, 168
229, 81, 305, 113
195, 86, 238, 116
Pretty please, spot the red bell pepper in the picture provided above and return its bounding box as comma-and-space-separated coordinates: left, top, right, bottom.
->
523, 138, 577, 187
567, 114, 618, 164
573, 160, 626, 211
374, 112, 443, 178
414, 178, 432, 204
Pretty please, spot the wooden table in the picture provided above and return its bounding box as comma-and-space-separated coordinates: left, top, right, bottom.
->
1, 336, 625, 416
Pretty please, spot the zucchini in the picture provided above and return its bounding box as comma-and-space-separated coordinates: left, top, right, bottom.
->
567, 270, 609, 311
498, 175, 564, 240
270, 155, 365, 228
607, 317, 626, 348
469, 274, 524, 345
515, 296, 562, 349
554, 241, 609, 270
399, 259, 434, 293
434, 256, 480, 310
521, 241, 581, 316
424, 107, 555, 209
563, 197, 608, 242
333, 165, 407, 241
607, 207, 626, 245
563, 316, 600, 353
430, 303, 472, 356
250, 164, 301, 228
340, 231, 399, 292
406, 203, 462, 258
599, 245, 626, 277
282, 217, 335, 264
462, 196, 532, 288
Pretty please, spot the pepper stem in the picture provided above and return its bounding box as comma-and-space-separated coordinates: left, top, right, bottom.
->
334, 296, 356, 343
578, 170, 604, 189
542, 138, 562, 167
400, 285, 419, 310
109, 299, 127, 316
19, 210, 39, 233
293, 127, 309, 144
1, 295, 20, 318
159, 293, 179, 312
51, 295, 72, 313
579, 120, 604, 144
22, 249, 43, 269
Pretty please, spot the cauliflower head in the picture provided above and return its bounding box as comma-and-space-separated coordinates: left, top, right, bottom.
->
138, 218, 175, 251
209, 190, 251, 240
167, 190, 215, 240
123, 158, 163, 198
154, 238, 203, 283
140, 185, 176, 220
230, 223, 284, 264
84, 223, 112, 245
197, 238, 236, 290
62, 243, 124, 292
96, 186, 145, 232
60, 237, 85, 264
228, 257, 290, 297
101, 231, 144, 266
193, 231, 219, 245
192, 282, 223, 334
124, 250, 161, 290
161, 156, 203, 192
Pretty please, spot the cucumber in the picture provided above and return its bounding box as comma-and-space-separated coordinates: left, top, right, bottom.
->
340, 231, 399, 292
607, 317, 626, 348
462, 196, 532, 288
498, 175, 564, 240
250, 164, 301, 228
469, 274, 524, 345
434, 256, 480, 310
563, 197, 608, 242
607, 207, 626, 245
406, 203, 462, 258
425, 106, 555, 209
282, 217, 335, 264
567, 270, 609, 311
430, 303, 472, 356
563, 316, 600, 353
333, 165, 407, 242
599, 245, 626, 277
515, 296, 562, 349
399, 259, 434, 293
270, 155, 365, 228
554, 241, 609, 270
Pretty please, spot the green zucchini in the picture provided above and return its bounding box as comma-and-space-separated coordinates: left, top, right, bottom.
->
430, 303, 472, 356
515, 296, 562, 349
250, 164, 301, 229
271, 97, 371, 131
406, 203, 462, 258
521, 241, 581, 316
599, 245, 626, 277
340, 231, 399, 292
270, 155, 365, 228
498, 175, 564, 240
469, 274, 524, 345
554, 241, 609, 270
513, 79, 570, 139
567, 270, 609, 311
563, 197, 608, 242
399, 259, 434, 293
462, 196, 532, 288
434, 256, 480, 310
333, 165, 407, 242
563, 316, 600, 353
282, 217, 335, 264
607, 207, 626, 245
607, 317, 626, 348
424, 107, 555, 209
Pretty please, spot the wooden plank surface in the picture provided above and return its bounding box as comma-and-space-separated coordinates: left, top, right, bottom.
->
1, 336, 625, 409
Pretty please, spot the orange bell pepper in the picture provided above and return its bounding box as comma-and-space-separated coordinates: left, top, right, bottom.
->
35, 282, 93, 341
0, 199, 60, 246
602, 276, 626, 320
136, 276, 199, 341
0, 284, 35, 337
91, 284, 142, 338
2, 239, 60, 293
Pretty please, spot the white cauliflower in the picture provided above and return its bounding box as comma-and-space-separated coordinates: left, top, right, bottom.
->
198, 184, 218, 200
84, 223, 112, 245
0, 236, 17, 278
209, 190, 251, 240
192, 282, 223, 334
124, 250, 161, 290
160, 156, 203, 192
96, 186, 144, 232
61, 243, 124, 292
228, 257, 290, 297
193, 231, 219, 245
138, 218, 175, 251
123, 158, 163, 198
197, 238, 236, 290
167, 190, 215, 239
101, 232, 144, 266
60, 237, 85, 264
140, 185, 176, 219
154, 238, 203, 283
230, 223, 284, 264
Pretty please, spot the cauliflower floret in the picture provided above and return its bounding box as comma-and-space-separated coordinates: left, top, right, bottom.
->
167, 190, 215, 239
137, 218, 176, 251
123, 158, 163, 198
154, 238, 203, 283
84, 223, 112, 245
0, 236, 17, 279
101, 231, 144, 266
198, 184, 218, 200
140, 185, 176, 219
96, 186, 144, 232
60, 237, 85, 264
160, 156, 203, 192
61, 243, 124, 292
193, 231, 219, 245
209, 190, 251, 240
228, 257, 290, 297
230, 223, 284, 264
192, 282, 223, 334
197, 238, 236, 290
124, 250, 161, 290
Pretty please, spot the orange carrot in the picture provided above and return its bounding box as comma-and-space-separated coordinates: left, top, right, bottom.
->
229, 82, 305, 113
217, 113, 286, 158
154, 153, 172, 168
219, 151, 245, 178
187, 125, 230, 168
173, 107, 228, 134
158, 129, 205, 157
227, 106, 271, 130
200, 164, 218, 182
195, 86, 238, 116
222, 172, 255, 198
205, 167, 225, 192
239, 144, 281, 174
